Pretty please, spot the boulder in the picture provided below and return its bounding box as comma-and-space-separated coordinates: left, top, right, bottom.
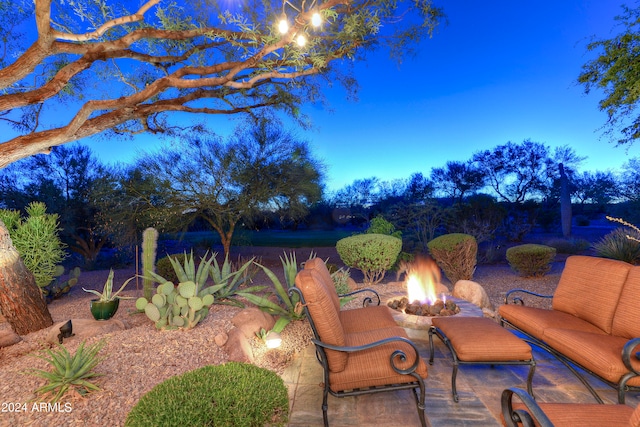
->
214, 332, 228, 347
453, 280, 495, 312
224, 327, 254, 363
0, 329, 21, 347
231, 308, 275, 339
45, 318, 128, 344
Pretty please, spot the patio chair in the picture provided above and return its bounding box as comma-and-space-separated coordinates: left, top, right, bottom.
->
291, 268, 429, 427
501, 387, 640, 427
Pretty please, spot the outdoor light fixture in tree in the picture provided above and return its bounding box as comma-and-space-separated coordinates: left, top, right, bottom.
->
277, 0, 323, 47
0, 0, 444, 167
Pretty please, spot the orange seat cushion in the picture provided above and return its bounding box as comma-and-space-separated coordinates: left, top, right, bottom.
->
432, 317, 532, 362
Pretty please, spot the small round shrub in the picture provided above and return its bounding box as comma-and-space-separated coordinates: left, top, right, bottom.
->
506, 244, 556, 277
427, 233, 477, 285
155, 253, 187, 284
125, 362, 289, 427
336, 234, 402, 285
592, 227, 640, 264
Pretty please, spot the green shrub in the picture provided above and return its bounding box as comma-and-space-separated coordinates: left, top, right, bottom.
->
124, 363, 289, 427
427, 233, 477, 285
336, 234, 402, 285
0, 202, 66, 289
506, 244, 557, 277
593, 227, 640, 264
366, 215, 402, 238
155, 253, 186, 284
546, 238, 590, 255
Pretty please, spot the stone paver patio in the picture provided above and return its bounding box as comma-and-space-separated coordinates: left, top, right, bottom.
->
282, 328, 640, 426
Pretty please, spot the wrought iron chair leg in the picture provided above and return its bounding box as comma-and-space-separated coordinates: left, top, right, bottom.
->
322, 385, 329, 427
526, 360, 536, 398
452, 363, 460, 402
428, 326, 436, 365
412, 383, 428, 427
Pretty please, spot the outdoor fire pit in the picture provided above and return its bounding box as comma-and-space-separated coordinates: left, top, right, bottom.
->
385, 255, 482, 331
387, 295, 460, 317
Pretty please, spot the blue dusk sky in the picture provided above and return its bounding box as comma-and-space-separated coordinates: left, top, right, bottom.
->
81, 0, 635, 191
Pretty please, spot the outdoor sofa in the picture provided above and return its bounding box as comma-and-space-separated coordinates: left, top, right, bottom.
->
290, 257, 429, 426
501, 387, 640, 427
499, 255, 640, 403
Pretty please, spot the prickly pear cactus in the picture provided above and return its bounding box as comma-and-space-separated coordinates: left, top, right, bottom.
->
142, 227, 159, 301
135, 280, 215, 330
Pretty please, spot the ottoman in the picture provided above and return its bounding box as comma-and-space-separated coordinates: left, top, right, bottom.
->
429, 317, 535, 402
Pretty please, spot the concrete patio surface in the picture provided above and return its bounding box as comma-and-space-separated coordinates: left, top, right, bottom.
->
282, 327, 640, 427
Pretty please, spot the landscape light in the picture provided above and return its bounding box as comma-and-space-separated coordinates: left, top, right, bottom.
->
265, 331, 282, 349
296, 34, 307, 47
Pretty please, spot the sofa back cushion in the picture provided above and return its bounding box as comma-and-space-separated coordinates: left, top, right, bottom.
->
304, 257, 341, 312
612, 266, 640, 339
295, 269, 348, 372
552, 256, 631, 334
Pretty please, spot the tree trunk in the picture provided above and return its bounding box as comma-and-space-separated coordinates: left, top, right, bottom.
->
0, 220, 53, 335
559, 163, 572, 239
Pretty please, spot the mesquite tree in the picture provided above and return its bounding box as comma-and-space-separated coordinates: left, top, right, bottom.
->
0, 0, 444, 167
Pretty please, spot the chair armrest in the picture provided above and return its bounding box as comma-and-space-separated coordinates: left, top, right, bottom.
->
622, 337, 640, 374
338, 288, 381, 307
504, 289, 554, 305
501, 388, 553, 427
311, 336, 421, 375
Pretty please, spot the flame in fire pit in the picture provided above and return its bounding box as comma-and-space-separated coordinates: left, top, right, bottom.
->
405, 256, 442, 304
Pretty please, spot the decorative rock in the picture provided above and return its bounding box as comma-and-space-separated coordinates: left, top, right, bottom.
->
214, 332, 228, 347
224, 327, 254, 363
45, 318, 128, 345
347, 277, 357, 290
0, 329, 21, 347
453, 280, 495, 311
231, 308, 275, 339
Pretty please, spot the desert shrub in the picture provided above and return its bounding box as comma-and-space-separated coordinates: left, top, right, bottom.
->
592, 227, 640, 264
366, 215, 402, 238
427, 233, 477, 285
124, 363, 288, 427
506, 244, 556, 277
336, 234, 402, 285
0, 202, 66, 289
546, 238, 590, 255
155, 253, 186, 284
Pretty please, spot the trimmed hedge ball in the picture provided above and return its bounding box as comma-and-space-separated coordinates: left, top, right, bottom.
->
506, 244, 557, 277
124, 362, 289, 427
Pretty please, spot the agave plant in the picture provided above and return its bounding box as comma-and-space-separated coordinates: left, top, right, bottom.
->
26, 339, 105, 402
241, 252, 305, 331
208, 254, 265, 307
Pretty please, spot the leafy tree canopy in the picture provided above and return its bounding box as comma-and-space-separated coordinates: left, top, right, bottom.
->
0, 0, 444, 167
579, 4, 640, 147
